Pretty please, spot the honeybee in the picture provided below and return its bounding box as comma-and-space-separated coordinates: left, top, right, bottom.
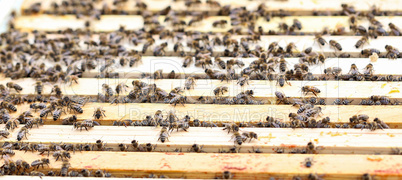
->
215, 57, 226, 69
361, 48, 380, 57
214, 86, 228, 96
190, 144, 204, 153
17, 127, 29, 141
158, 126, 169, 143
385, 45, 400, 59
237, 75, 249, 86
363, 63, 374, 78
6, 82, 23, 93
34, 81, 43, 95
102, 84, 114, 97
182, 56, 193, 67
355, 36, 368, 48
185, 76, 196, 90
231, 132, 245, 145
329, 40, 342, 51
93, 107, 106, 119
31, 158, 50, 169
277, 74, 290, 87
242, 131, 258, 142
348, 64, 360, 75
223, 123, 239, 134
212, 20, 228, 28
302, 86, 321, 96
315, 34, 327, 46
324, 67, 342, 76
275, 91, 290, 104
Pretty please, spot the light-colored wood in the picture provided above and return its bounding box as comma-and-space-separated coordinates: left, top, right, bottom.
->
14, 15, 143, 32
80, 56, 402, 79
3, 78, 402, 103
0, 177, 180, 180
20, 0, 402, 15
33, 33, 402, 58
3, 125, 402, 154
8, 103, 402, 128
7, 150, 402, 179
14, 15, 402, 34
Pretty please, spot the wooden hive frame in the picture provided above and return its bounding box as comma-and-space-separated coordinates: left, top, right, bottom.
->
0, 0, 401, 179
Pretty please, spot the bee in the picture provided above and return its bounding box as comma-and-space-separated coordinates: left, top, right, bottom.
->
223, 123, 239, 134
348, 64, 360, 75
279, 58, 288, 73
302, 86, 321, 96
142, 38, 155, 54
93, 107, 106, 119
292, 19, 302, 30
362, 173, 373, 180
227, 59, 245, 68
385, 45, 400, 59
0, 130, 10, 138
389, 23, 401, 36
158, 126, 170, 143
132, 80, 147, 89
60, 161, 70, 177
118, 143, 129, 151
361, 48, 380, 57
222, 171, 233, 179
31, 158, 50, 169
277, 74, 290, 87
185, 77, 196, 90
302, 157, 314, 168
25, 117, 43, 129
74, 119, 100, 131
50, 85, 62, 97
315, 34, 327, 46
16, 159, 30, 173
6, 82, 23, 93
102, 84, 114, 97
190, 144, 204, 153
231, 132, 245, 145
286, 42, 297, 54
153, 42, 168, 56
242, 131, 258, 142
215, 57, 226, 69
115, 82, 129, 95
275, 91, 290, 104
182, 56, 193, 67
34, 81, 43, 95
0, 101, 17, 112
53, 151, 71, 161
329, 40, 342, 51
53, 107, 66, 121
17, 127, 29, 141
363, 63, 374, 78
237, 75, 249, 86
170, 95, 187, 106
153, 69, 163, 79
214, 86, 228, 96
213, 20, 228, 28
355, 36, 368, 49
324, 67, 342, 76
64, 74, 79, 85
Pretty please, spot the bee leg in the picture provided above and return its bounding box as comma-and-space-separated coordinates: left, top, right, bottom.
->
312, 92, 317, 97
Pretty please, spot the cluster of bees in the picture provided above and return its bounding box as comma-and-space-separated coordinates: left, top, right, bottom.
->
0, 154, 111, 177
3, 1, 401, 179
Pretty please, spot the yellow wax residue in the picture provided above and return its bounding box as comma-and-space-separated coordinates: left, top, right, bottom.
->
326, 131, 346, 136
367, 156, 383, 162
388, 88, 400, 94
387, 133, 395, 137
311, 0, 318, 5
314, 139, 319, 143
320, 131, 324, 136
258, 133, 276, 140
381, 83, 387, 88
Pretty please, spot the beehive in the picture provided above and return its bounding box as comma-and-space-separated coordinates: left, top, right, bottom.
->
0, 0, 401, 179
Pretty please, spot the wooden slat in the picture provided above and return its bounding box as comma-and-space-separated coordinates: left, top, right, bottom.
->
20, 0, 402, 16
3, 125, 402, 154
7, 103, 401, 128
14, 15, 402, 34
28, 33, 402, 58
80, 57, 402, 79
3, 78, 402, 104
7, 151, 402, 179
1, 177, 172, 180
